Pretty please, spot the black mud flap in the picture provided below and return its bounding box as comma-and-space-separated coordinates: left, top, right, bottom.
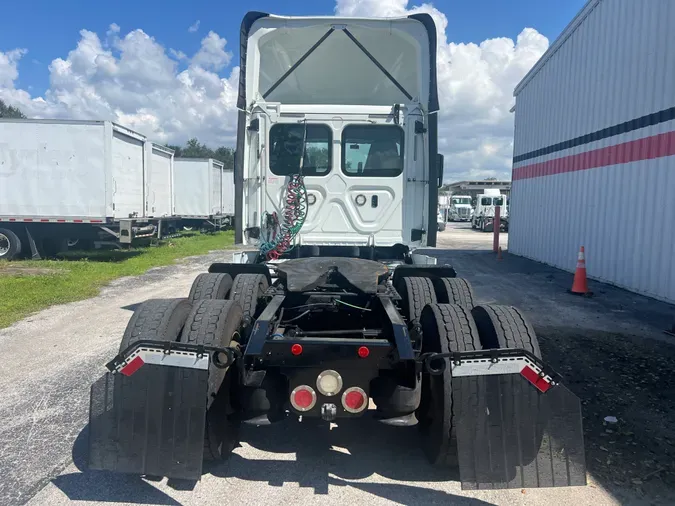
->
88, 364, 208, 480
453, 374, 587, 490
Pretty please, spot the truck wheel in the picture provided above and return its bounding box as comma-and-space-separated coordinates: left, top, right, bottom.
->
418, 303, 481, 466
433, 277, 475, 307
471, 305, 541, 358
471, 304, 544, 466
397, 277, 437, 329
180, 299, 244, 461
119, 298, 192, 351
188, 273, 233, 301
229, 273, 269, 334
0, 228, 22, 260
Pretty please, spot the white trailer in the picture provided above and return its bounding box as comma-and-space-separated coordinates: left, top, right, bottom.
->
174, 158, 232, 230
221, 168, 234, 221
0, 119, 180, 260
145, 143, 174, 219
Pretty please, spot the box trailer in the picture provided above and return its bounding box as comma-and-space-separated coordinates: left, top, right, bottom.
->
221, 168, 234, 225
0, 119, 180, 260
509, 0, 675, 304
174, 158, 231, 230
145, 143, 174, 219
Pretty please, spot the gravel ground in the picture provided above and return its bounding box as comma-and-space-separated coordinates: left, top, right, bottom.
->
1, 226, 673, 506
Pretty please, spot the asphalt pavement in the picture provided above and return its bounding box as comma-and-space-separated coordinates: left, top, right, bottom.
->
2, 225, 673, 505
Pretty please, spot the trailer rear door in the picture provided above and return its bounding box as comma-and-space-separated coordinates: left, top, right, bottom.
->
110, 124, 145, 219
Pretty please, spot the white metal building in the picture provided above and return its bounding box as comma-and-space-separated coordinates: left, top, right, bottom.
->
509, 0, 675, 303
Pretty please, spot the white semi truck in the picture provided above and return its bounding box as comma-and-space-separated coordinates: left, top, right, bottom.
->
447, 194, 473, 221
86, 12, 585, 491
471, 188, 509, 232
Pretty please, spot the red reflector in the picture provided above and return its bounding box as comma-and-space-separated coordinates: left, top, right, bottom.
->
291, 344, 303, 356
344, 390, 365, 411
290, 385, 317, 411
120, 356, 144, 376
294, 389, 313, 408
357, 346, 369, 358
520, 365, 551, 393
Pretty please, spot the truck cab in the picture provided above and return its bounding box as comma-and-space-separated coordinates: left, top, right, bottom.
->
448, 195, 473, 222
471, 189, 508, 232
235, 13, 442, 258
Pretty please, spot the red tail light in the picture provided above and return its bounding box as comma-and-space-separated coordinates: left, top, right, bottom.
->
341, 387, 367, 413
290, 385, 316, 412
357, 346, 369, 358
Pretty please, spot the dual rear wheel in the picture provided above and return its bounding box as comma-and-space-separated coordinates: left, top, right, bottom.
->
117, 272, 268, 463
398, 276, 543, 471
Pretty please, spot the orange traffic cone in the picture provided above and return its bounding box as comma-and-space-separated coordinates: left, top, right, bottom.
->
570, 246, 592, 296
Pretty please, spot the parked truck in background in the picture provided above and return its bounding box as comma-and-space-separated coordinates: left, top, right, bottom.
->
447, 195, 473, 222
0, 119, 182, 260
471, 188, 508, 232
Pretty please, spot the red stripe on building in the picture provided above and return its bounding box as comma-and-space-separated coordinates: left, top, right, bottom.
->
513, 130, 675, 181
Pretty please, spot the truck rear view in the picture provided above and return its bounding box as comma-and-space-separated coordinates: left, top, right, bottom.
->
86, 11, 586, 492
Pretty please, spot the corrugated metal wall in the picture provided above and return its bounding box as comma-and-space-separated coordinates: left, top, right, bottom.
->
509, 0, 675, 303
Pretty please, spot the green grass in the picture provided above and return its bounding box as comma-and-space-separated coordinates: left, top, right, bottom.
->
0, 231, 234, 329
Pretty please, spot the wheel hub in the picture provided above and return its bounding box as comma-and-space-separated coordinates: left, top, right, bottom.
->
0, 233, 10, 256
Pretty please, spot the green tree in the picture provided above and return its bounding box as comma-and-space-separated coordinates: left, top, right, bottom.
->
214, 146, 235, 170
165, 144, 183, 157
0, 99, 26, 119
182, 138, 214, 158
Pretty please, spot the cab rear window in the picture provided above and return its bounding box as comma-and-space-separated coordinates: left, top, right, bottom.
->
342, 125, 404, 177
269, 124, 332, 176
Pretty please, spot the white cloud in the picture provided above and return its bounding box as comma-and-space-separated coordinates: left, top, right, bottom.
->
336, 0, 548, 181
188, 20, 200, 33
0, 1, 548, 178
191, 31, 232, 71
0, 49, 27, 88
0, 28, 239, 146
169, 48, 188, 61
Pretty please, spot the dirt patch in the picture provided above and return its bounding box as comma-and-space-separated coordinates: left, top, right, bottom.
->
0, 265, 64, 277
538, 325, 675, 504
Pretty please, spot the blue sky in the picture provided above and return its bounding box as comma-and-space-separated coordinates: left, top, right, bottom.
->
2, 0, 585, 95
0, 0, 587, 180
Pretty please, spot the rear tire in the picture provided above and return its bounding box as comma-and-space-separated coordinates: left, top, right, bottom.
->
180, 299, 243, 461
417, 303, 481, 467
471, 304, 544, 468
0, 228, 22, 260
188, 273, 233, 301
433, 277, 475, 307
397, 276, 437, 330
119, 298, 192, 351
471, 305, 541, 358
229, 273, 269, 335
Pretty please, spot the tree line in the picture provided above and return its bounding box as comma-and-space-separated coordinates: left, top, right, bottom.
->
165, 138, 235, 171
0, 99, 26, 119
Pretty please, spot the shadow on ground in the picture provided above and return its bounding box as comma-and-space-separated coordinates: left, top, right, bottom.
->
58, 419, 492, 505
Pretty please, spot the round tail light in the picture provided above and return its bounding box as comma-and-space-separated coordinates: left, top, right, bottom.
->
290, 385, 317, 412
316, 369, 343, 396
341, 387, 368, 413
